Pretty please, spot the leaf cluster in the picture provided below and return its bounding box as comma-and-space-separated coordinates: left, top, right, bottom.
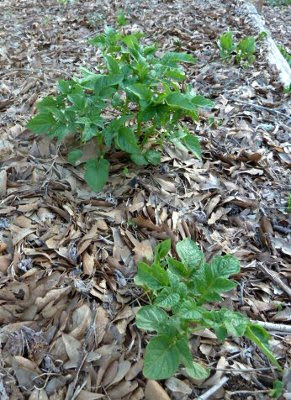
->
135, 238, 282, 380
219, 31, 256, 66
27, 26, 213, 191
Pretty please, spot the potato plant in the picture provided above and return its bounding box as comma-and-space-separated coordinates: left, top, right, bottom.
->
135, 239, 282, 380
27, 27, 213, 191
219, 31, 256, 66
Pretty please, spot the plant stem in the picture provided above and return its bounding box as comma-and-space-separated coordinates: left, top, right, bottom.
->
137, 120, 142, 138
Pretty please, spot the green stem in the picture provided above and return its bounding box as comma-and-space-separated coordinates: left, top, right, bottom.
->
137, 120, 142, 138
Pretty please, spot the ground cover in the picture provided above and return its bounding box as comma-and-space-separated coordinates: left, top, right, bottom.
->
0, 0, 290, 399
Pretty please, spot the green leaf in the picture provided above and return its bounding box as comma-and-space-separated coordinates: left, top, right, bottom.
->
186, 361, 209, 380
213, 277, 237, 292
154, 289, 180, 309
116, 127, 139, 154
215, 326, 228, 341
219, 31, 234, 58
126, 83, 152, 102
143, 335, 180, 380
105, 55, 120, 74
68, 93, 86, 110
130, 153, 148, 166
134, 261, 168, 290
84, 158, 109, 192
145, 150, 161, 165
27, 113, 56, 134
210, 255, 240, 277
245, 324, 282, 371
191, 95, 214, 109
269, 380, 284, 400
162, 52, 197, 64
154, 239, 171, 261
168, 258, 188, 277
175, 336, 193, 365
36, 96, 58, 112
176, 239, 204, 269
182, 134, 202, 160
58, 79, 74, 94
68, 149, 83, 165
136, 305, 168, 332
103, 115, 132, 148
166, 93, 194, 111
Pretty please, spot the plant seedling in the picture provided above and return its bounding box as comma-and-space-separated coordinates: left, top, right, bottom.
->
135, 238, 282, 380
219, 31, 257, 66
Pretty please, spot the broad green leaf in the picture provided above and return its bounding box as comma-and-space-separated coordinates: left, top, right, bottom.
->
212, 277, 237, 292
154, 289, 180, 309
191, 95, 214, 109
27, 113, 56, 134
168, 258, 188, 277
130, 153, 148, 165
126, 83, 152, 102
176, 239, 204, 269
134, 261, 168, 290
136, 305, 168, 331
222, 310, 248, 336
269, 380, 284, 400
143, 335, 180, 380
166, 93, 194, 111
67, 149, 83, 165
105, 55, 120, 74
200, 292, 222, 302
219, 31, 234, 58
145, 150, 161, 165
164, 68, 185, 81
175, 336, 193, 367
36, 96, 57, 112
245, 324, 282, 370
167, 270, 180, 288
182, 134, 201, 160
162, 52, 197, 64
116, 127, 139, 154
186, 361, 209, 380
154, 239, 171, 261
68, 93, 86, 110
84, 158, 109, 192
103, 115, 133, 148
210, 255, 240, 277
82, 124, 98, 142
54, 125, 72, 141
58, 79, 73, 94
176, 300, 203, 320
215, 326, 228, 341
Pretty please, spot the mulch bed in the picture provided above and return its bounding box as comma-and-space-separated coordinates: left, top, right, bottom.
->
0, 0, 290, 399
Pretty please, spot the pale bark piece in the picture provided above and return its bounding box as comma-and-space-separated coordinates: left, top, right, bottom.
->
242, 1, 291, 87
0, 170, 7, 197
28, 389, 48, 400
145, 380, 171, 400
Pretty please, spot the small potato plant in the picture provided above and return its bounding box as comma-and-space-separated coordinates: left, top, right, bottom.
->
219, 31, 256, 66
135, 239, 281, 380
27, 27, 213, 192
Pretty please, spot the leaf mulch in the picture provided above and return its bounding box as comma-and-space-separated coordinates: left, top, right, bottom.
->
0, 0, 290, 399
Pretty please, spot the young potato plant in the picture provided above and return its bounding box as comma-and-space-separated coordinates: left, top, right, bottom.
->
219, 31, 256, 66
27, 27, 213, 192
135, 239, 282, 380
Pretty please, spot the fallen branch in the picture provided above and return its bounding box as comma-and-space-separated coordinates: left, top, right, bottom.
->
241, 1, 291, 87
251, 320, 291, 334
197, 376, 229, 400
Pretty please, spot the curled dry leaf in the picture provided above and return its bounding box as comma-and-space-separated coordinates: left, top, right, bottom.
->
165, 377, 192, 395
107, 380, 139, 399
145, 380, 171, 400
